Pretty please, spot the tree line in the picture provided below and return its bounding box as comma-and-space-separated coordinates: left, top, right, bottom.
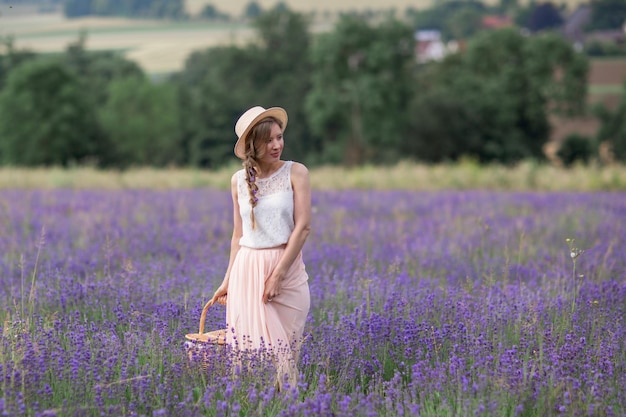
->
15, 0, 626, 34
63, 0, 186, 19
60, 0, 285, 20
0, 6, 625, 168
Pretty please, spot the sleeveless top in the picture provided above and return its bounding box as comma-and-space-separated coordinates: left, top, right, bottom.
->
237, 161, 294, 249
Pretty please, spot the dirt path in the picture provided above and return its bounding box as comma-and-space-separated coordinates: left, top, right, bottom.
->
589, 58, 626, 85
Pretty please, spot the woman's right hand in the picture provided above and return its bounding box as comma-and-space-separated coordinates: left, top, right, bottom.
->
205, 285, 228, 308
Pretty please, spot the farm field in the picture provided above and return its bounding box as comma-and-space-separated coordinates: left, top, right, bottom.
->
1, 188, 624, 416
184, 0, 589, 16
0, 7, 254, 74
551, 58, 626, 144
1, 1, 598, 75
587, 58, 626, 110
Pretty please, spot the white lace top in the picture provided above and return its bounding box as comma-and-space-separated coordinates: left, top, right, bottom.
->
237, 161, 294, 249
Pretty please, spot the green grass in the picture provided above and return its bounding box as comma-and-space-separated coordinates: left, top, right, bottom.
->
2, 161, 626, 191
12, 20, 248, 39
589, 84, 624, 95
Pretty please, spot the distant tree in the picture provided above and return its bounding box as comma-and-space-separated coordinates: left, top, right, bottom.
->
445, 6, 484, 40
405, 6, 418, 20
594, 83, 626, 162
63, 33, 145, 105
64, 0, 93, 17
91, 0, 109, 15
557, 133, 595, 166
526, 32, 589, 116
404, 84, 484, 162
243, 1, 263, 19
526, 2, 563, 32
176, 8, 314, 167
148, 0, 186, 19
99, 76, 182, 167
175, 46, 258, 167
498, 0, 518, 14
514, 1, 535, 28
585, 39, 626, 56
252, 9, 315, 161
405, 29, 588, 163
0, 59, 102, 166
412, 0, 486, 40
588, 0, 626, 31
64, 0, 186, 19
200, 4, 229, 20
273, 2, 289, 12
0, 36, 37, 91
305, 16, 415, 165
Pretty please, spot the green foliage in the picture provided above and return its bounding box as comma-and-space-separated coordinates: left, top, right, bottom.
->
404, 85, 484, 162
63, 33, 145, 105
176, 8, 314, 168
175, 46, 252, 168
98, 76, 182, 167
0, 59, 101, 166
525, 32, 588, 116
585, 40, 626, 57
588, 0, 626, 31
593, 82, 626, 162
0, 4, 598, 168
497, 0, 519, 15
406, 29, 588, 163
526, 2, 563, 32
513, 1, 535, 28
0, 33, 149, 167
306, 16, 415, 165
445, 7, 484, 40
0, 36, 37, 90
411, 0, 487, 41
63, 0, 92, 17
243, 1, 263, 19
251, 8, 317, 162
557, 134, 596, 167
200, 4, 230, 21
273, 2, 289, 12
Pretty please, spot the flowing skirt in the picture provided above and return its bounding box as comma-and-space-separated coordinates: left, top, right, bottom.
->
226, 246, 310, 386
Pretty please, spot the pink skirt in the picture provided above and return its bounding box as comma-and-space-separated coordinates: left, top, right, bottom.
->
226, 246, 310, 384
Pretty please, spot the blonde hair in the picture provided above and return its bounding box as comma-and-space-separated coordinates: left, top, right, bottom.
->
242, 117, 283, 229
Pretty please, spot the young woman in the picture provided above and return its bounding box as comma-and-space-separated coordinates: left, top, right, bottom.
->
205, 106, 311, 388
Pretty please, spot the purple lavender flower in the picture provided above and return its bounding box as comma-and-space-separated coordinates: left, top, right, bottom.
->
0, 189, 624, 415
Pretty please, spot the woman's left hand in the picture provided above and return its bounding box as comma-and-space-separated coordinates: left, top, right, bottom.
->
263, 275, 282, 303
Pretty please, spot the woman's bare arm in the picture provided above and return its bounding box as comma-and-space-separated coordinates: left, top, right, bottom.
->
262, 162, 311, 302
207, 173, 243, 307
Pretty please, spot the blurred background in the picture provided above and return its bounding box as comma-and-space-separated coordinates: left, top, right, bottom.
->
0, 0, 625, 169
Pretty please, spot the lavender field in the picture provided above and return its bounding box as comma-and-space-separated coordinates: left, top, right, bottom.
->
1, 189, 625, 416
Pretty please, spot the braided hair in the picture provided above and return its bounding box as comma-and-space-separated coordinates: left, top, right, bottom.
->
242, 116, 283, 229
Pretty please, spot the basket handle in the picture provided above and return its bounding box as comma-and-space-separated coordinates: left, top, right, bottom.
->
199, 302, 210, 334
199, 296, 226, 334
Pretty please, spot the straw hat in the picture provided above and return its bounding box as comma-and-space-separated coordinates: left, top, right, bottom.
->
234, 106, 288, 159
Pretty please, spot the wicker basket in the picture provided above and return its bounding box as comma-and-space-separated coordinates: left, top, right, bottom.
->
184, 299, 227, 369
186, 297, 227, 343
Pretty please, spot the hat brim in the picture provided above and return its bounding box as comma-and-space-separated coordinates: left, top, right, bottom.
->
234, 107, 288, 159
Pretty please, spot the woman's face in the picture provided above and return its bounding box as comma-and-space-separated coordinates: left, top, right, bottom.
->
258, 122, 284, 164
